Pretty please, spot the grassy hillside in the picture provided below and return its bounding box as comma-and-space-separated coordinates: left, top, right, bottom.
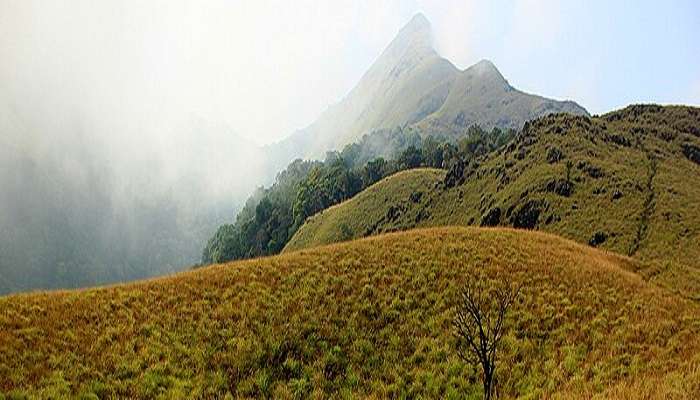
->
285, 168, 445, 251
415, 60, 587, 138
286, 105, 700, 299
1, 227, 699, 399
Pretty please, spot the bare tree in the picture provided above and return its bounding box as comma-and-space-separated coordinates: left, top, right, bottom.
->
453, 276, 520, 399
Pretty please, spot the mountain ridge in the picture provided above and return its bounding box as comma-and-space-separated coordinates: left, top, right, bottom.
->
264, 13, 588, 172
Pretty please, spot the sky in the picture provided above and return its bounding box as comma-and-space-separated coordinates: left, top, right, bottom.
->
1, 0, 698, 147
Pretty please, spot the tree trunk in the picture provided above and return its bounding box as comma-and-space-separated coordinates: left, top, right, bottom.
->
483, 366, 493, 400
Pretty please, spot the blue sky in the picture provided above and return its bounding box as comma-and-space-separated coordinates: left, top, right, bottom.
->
2, 1, 698, 144
373, 0, 700, 116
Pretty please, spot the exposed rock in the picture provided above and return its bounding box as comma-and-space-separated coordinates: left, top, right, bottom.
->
659, 129, 676, 142
521, 136, 537, 147
387, 205, 405, 222
480, 207, 501, 227
498, 173, 511, 187
545, 214, 561, 225
577, 160, 605, 178
544, 179, 574, 197
505, 204, 516, 219
444, 159, 466, 188
606, 133, 631, 147
409, 191, 423, 203
415, 208, 430, 223
546, 147, 565, 163
682, 143, 700, 165
510, 200, 546, 229
588, 231, 608, 247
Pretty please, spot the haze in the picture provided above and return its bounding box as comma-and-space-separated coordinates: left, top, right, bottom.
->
3, 1, 698, 145
1, 0, 698, 293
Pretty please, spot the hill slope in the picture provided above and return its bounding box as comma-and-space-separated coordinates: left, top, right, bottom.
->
285, 168, 445, 250
286, 105, 700, 298
1, 227, 699, 398
266, 14, 587, 167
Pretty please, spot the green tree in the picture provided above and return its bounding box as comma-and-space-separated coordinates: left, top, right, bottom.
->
397, 145, 423, 169
440, 142, 459, 168
422, 136, 444, 168
362, 157, 387, 187
201, 224, 241, 264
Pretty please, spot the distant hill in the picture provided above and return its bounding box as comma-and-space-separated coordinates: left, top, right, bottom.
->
264, 13, 587, 171
203, 12, 590, 265
2, 227, 698, 398
285, 168, 445, 250
286, 105, 700, 299
284, 168, 447, 252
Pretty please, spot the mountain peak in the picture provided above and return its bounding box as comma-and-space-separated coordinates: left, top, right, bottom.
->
275, 13, 588, 160
466, 59, 506, 83
404, 12, 431, 31
390, 13, 434, 54
473, 59, 496, 70
356, 13, 438, 92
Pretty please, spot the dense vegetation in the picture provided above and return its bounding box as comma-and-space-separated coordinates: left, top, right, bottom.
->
286, 105, 700, 300
202, 125, 514, 264
2, 227, 698, 398
285, 169, 444, 248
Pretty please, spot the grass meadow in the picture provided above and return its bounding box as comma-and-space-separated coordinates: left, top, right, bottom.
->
1, 227, 698, 398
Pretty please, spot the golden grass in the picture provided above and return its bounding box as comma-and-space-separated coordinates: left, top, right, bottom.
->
286, 106, 700, 300
1, 227, 698, 398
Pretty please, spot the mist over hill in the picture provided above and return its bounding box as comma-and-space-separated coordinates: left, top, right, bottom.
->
204, 13, 590, 267
265, 13, 588, 173
0, 12, 592, 294
0, 103, 264, 294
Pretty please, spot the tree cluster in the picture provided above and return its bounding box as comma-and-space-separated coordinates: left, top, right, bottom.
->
202, 125, 515, 265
